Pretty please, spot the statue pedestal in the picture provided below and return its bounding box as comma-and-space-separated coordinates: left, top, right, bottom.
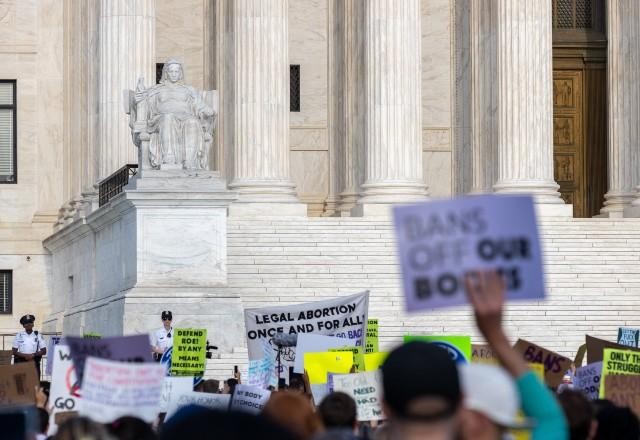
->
43, 172, 245, 353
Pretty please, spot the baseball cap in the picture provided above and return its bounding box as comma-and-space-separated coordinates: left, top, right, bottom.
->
161, 311, 173, 320
20, 314, 35, 325
381, 341, 461, 420
459, 363, 531, 429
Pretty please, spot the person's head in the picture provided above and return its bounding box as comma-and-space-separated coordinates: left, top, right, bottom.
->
262, 391, 323, 440
37, 407, 49, 434
459, 364, 528, 440
318, 392, 357, 429
161, 311, 172, 329
19, 314, 35, 332
288, 375, 306, 394
557, 389, 597, 440
381, 342, 462, 438
223, 378, 238, 395
593, 401, 639, 440
53, 416, 114, 440
108, 416, 157, 440
161, 60, 184, 84
200, 379, 220, 394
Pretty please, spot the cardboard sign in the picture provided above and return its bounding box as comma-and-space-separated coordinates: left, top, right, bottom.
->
599, 348, 640, 398
366, 319, 379, 354
166, 391, 230, 419
393, 195, 544, 311
45, 335, 63, 375
364, 352, 388, 372
404, 335, 471, 364
244, 292, 369, 367
472, 344, 496, 363
0, 350, 12, 366
333, 370, 385, 421
304, 352, 354, 385
618, 327, 640, 348
586, 335, 640, 364
159, 376, 194, 413
329, 346, 365, 372
293, 333, 354, 374
604, 374, 640, 418
513, 339, 572, 387
573, 361, 602, 400
170, 328, 207, 376
48, 346, 80, 435
66, 334, 153, 385
79, 357, 165, 423
0, 362, 38, 406
230, 384, 272, 415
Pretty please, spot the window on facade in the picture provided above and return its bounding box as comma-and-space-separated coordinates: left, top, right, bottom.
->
290, 65, 300, 112
0, 270, 11, 314
553, 0, 593, 29
0, 80, 17, 183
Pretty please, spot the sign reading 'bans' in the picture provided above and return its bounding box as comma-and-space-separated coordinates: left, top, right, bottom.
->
393, 195, 544, 311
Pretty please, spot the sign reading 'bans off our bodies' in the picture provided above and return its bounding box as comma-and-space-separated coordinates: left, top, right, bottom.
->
393, 195, 544, 311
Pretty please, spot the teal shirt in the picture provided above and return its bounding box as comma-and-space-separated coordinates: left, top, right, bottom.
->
516, 371, 568, 440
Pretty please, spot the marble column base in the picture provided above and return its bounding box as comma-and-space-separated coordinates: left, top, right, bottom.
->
228, 179, 306, 217
598, 191, 636, 218
493, 180, 571, 217
228, 202, 307, 217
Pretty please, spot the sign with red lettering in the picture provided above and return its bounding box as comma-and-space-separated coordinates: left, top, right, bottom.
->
513, 339, 572, 387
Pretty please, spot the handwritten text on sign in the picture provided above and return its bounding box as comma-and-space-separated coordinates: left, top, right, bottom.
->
393, 195, 544, 311
332, 370, 385, 421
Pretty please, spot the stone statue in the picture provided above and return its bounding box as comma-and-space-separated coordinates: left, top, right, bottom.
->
124, 59, 217, 171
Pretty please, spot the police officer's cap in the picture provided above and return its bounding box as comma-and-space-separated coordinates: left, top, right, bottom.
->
19, 314, 35, 325
161, 310, 173, 320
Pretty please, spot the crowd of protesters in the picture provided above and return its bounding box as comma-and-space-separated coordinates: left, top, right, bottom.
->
8, 271, 640, 440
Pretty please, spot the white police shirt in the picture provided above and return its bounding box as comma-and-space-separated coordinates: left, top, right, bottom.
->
12, 330, 46, 355
153, 327, 173, 352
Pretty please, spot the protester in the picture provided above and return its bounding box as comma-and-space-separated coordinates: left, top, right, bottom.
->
151, 311, 173, 362
223, 377, 238, 395
262, 391, 323, 440
108, 416, 157, 440
557, 389, 597, 440
592, 400, 639, 440
12, 314, 46, 377
53, 416, 115, 440
315, 392, 359, 440
194, 379, 220, 393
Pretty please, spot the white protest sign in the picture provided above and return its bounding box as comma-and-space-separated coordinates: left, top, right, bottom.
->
78, 357, 165, 423
618, 327, 640, 348
393, 195, 544, 311
45, 335, 63, 376
165, 391, 230, 419
248, 341, 278, 389
244, 292, 369, 366
160, 376, 193, 413
574, 361, 602, 400
230, 384, 271, 415
293, 333, 355, 374
48, 345, 79, 436
333, 370, 385, 421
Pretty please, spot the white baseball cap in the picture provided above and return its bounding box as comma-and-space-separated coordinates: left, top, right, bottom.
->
459, 363, 532, 429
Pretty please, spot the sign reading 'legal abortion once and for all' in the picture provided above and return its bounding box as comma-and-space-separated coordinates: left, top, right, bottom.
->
393, 195, 544, 311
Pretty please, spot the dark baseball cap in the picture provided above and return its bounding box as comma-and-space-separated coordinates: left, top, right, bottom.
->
381, 341, 461, 421
161, 311, 173, 320
20, 314, 35, 325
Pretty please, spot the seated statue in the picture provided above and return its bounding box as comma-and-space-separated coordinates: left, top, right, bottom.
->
124, 59, 217, 171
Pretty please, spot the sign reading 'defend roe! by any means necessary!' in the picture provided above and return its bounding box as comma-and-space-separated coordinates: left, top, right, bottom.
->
393, 195, 544, 311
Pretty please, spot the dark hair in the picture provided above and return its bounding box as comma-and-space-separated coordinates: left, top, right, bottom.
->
199, 379, 220, 393
37, 407, 49, 434
594, 401, 639, 440
108, 416, 156, 440
225, 378, 238, 395
557, 389, 593, 440
262, 392, 322, 440
53, 416, 113, 440
318, 392, 357, 428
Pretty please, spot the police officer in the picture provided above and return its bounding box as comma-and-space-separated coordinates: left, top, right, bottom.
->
151, 311, 173, 362
12, 314, 46, 376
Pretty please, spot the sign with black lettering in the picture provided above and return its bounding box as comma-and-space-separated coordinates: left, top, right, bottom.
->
333, 370, 385, 421
513, 339, 572, 387
48, 345, 80, 436
617, 327, 640, 348
393, 195, 543, 311
229, 384, 271, 415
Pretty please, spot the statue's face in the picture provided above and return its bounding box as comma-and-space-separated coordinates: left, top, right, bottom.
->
166, 64, 182, 83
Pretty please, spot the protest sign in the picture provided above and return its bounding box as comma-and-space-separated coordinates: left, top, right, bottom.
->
513, 339, 572, 387
159, 376, 193, 413
66, 334, 152, 385
599, 348, 640, 398
573, 361, 602, 400
330, 346, 365, 372
472, 344, 496, 363
618, 327, 640, 348
247, 358, 278, 389
0, 350, 12, 366
364, 352, 388, 371
45, 335, 63, 375
586, 335, 640, 364
393, 195, 544, 311
333, 370, 385, 421
404, 335, 471, 364
604, 374, 640, 418
82, 332, 101, 339
165, 391, 230, 419
574, 344, 587, 366
171, 328, 207, 376
230, 384, 272, 415
79, 357, 165, 423
366, 319, 379, 354
0, 362, 38, 406
48, 345, 80, 435
304, 351, 354, 384
293, 333, 354, 374
244, 291, 369, 367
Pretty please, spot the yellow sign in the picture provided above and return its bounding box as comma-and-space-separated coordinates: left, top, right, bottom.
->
599, 348, 640, 397
304, 351, 354, 385
329, 346, 365, 372
364, 352, 388, 372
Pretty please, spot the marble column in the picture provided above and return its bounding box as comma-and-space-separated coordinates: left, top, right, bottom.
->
493, 1, 569, 215
98, 0, 155, 181
470, 0, 497, 193
606, 2, 640, 217
228, 0, 304, 216
356, 0, 427, 215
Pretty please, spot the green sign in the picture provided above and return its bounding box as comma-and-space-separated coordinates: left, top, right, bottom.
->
82, 332, 102, 339
329, 346, 365, 372
171, 328, 207, 376
366, 319, 379, 354
403, 335, 471, 364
